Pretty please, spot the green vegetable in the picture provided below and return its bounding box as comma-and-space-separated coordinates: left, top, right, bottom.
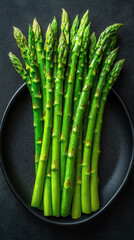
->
43, 18, 58, 216
8, 52, 31, 94
61, 23, 122, 217
31, 24, 54, 208
60, 10, 89, 191
71, 24, 91, 219
32, 18, 46, 118
28, 25, 43, 173
52, 32, 68, 217
81, 47, 118, 214
64, 15, 79, 97
13, 27, 30, 71
90, 59, 125, 212
83, 32, 97, 144
43, 144, 52, 216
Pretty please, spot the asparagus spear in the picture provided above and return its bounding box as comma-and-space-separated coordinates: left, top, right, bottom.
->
61, 23, 122, 217
32, 18, 46, 118
90, 34, 117, 103
43, 143, 52, 216
13, 27, 30, 71
8, 52, 31, 94
74, 24, 91, 114
43, 17, 58, 216
90, 59, 125, 212
51, 17, 58, 86
83, 32, 97, 144
31, 24, 54, 208
61, 9, 69, 45
102, 34, 117, 65
83, 52, 88, 81
28, 25, 43, 173
51, 11, 69, 216
72, 24, 90, 219
52, 32, 68, 217
60, 10, 89, 190
64, 15, 79, 97
81, 47, 119, 214
9, 50, 43, 174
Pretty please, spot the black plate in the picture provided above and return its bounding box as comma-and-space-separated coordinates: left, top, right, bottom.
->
0, 83, 134, 226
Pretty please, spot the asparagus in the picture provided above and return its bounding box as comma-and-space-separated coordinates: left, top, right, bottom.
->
61, 23, 122, 217
60, 10, 89, 190
8, 52, 31, 94
90, 59, 125, 212
13, 27, 30, 71
43, 143, 52, 216
72, 129, 82, 219
61, 9, 69, 45
83, 52, 88, 81
52, 32, 68, 217
71, 24, 90, 219
51, 17, 58, 86
31, 24, 54, 208
81, 47, 118, 214
89, 32, 98, 102
9, 50, 43, 174
90, 34, 117, 103
64, 15, 79, 97
89, 32, 97, 64
83, 32, 97, 144
74, 24, 91, 114
28, 25, 43, 173
32, 18, 46, 118
51, 11, 69, 216
43, 18, 58, 216
102, 34, 117, 65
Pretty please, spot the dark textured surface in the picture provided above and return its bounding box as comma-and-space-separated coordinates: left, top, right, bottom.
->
0, 0, 134, 238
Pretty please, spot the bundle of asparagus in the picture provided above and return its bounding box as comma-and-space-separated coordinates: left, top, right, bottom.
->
9, 9, 124, 219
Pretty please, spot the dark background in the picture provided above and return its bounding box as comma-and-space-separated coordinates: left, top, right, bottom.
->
0, 0, 134, 239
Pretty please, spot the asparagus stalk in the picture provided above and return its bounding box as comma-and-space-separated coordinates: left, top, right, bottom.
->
43, 143, 52, 216
74, 24, 91, 114
51, 11, 69, 216
60, 10, 89, 190
89, 32, 97, 64
90, 59, 125, 212
9, 50, 43, 175
28, 25, 43, 173
72, 129, 82, 219
43, 17, 58, 216
64, 15, 79, 97
83, 52, 88, 81
72, 24, 90, 219
13, 27, 30, 71
102, 34, 117, 65
52, 32, 68, 217
8, 52, 31, 94
31, 24, 54, 208
32, 18, 46, 118
81, 47, 119, 214
61, 23, 122, 217
52, 17, 58, 86
61, 9, 69, 45
90, 34, 117, 103
83, 32, 97, 144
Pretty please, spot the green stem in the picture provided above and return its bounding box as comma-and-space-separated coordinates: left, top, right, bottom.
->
31, 24, 54, 208
60, 10, 89, 192
90, 59, 124, 212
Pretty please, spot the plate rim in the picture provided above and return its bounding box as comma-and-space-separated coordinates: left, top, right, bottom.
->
0, 83, 134, 226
